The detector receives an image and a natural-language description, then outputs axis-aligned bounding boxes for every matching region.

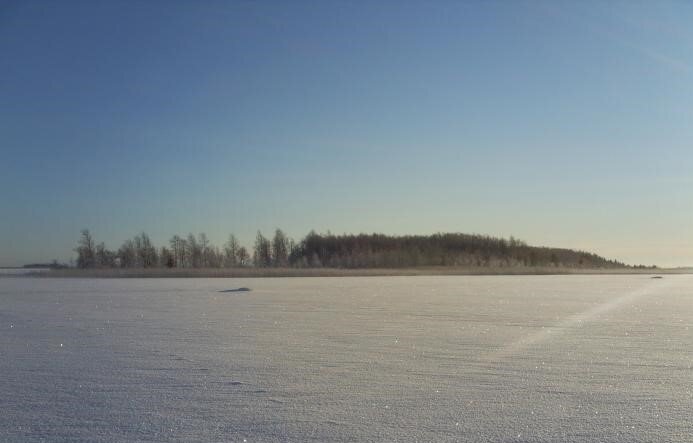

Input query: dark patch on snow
[219,287,251,293]
[651,276,663,279]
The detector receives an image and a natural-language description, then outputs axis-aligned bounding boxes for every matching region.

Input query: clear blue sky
[1,0,692,267]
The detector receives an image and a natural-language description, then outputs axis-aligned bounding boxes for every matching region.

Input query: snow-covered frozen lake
[1,275,692,442]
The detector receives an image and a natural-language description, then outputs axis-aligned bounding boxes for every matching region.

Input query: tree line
[73,229,633,269]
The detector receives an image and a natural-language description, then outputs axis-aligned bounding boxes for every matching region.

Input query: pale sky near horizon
[1,1,692,267]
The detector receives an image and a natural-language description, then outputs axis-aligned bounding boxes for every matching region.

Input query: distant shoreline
[8,266,691,278]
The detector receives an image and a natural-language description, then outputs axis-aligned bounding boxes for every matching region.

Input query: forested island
[67,229,644,272]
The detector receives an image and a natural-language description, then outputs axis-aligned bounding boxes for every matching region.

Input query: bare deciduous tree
[272,229,289,267]
[118,239,137,268]
[75,229,96,268]
[169,235,185,268]
[224,234,240,267]
[253,231,272,267]
[187,233,201,268]
[95,242,116,268]
[160,246,175,268]
[237,246,250,266]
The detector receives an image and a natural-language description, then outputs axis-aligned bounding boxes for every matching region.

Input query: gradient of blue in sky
[1,0,692,267]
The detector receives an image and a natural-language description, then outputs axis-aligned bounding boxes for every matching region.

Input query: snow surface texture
[1,275,692,442]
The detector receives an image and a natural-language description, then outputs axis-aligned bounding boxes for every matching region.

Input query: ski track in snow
[489,278,678,361]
